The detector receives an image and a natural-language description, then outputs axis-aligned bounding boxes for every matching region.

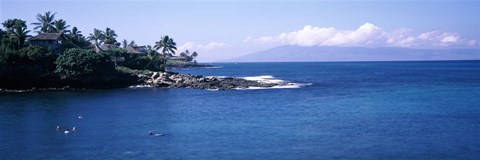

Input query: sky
[1,0,479,62]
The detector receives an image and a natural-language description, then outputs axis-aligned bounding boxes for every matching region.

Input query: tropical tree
[153,36,177,71]
[103,27,117,45]
[145,45,157,56]
[52,19,70,33]
[179,50,189,57]
[191,51,198,62]
[2,19,26,31]
[129,40,135,46]
[2,19,30,51]
[10,26,30,51]
[31,11,56,33]
[87,28,104,46]
[154,35,177,57]
[69,27,82,39]
[63,26,91,49]
[55,48,115,79]
[122,39,128,48]
[0,29,9,52]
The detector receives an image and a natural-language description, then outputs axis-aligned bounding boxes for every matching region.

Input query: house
[126,45,147,54]
[169,56,189,61]
[29,32,64,54]
[93,44,120,53]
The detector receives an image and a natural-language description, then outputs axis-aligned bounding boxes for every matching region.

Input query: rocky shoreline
[0,71,285,92]
[138,71,278,90]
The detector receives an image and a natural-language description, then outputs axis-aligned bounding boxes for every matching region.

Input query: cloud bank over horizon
[245,23,478,48]
[177,42,227,53]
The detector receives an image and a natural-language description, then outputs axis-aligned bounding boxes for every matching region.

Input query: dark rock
[142,72,278,90]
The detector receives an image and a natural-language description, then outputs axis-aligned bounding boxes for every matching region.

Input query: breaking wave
[129,84,154,88]
[239,75,312,90]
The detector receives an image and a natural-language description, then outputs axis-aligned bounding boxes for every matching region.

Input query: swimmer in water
[56,125,60,131]
[148,131,164,136]
[64,129,70,134]
[78,115,83,119]
[72,127,76,132]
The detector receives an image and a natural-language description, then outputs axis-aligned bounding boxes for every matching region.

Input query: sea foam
[129,84,154,88]
[240,75,312,90]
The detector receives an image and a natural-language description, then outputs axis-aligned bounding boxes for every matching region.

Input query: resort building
[29,32,64,54]
[126,45,148,54]
[169,56,189,61]
[93,44,119,53]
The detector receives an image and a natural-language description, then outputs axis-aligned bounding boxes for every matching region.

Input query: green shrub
[0,46,56,76]
[55,48,115,79]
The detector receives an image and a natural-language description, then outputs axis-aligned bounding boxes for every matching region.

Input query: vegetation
[64,27,91,49]
[53,19,70,33]
[31,11,56,33]
[1,19,30,51]
[0,46,58,89]
[103,27,118,45]
[0,11,203,90]
[88,28,104,46]
[154,35,177,57]
[179,50,198,63]
[55,48,115,79]
[153,35,177,70]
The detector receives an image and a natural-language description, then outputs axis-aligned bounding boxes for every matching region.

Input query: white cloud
[247,23,477,48]
[177,42,227,52]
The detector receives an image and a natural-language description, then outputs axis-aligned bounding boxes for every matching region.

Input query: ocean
[1,61,480,159]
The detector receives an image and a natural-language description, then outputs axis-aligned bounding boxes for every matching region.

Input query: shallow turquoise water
[1,61,480,159]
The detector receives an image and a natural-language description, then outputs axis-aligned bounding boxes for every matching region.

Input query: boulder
[141,72,278,90]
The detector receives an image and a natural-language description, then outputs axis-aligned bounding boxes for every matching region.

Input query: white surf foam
[129,84,154,88]
[239,75,312,90]
[242,75,286,84]
[204,66,223,69]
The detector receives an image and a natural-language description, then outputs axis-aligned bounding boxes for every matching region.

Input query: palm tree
[129,40,135,46]
[145,45,156,56]
[122,39,128,48]
[31,11,56,33]
[191,51,198,63]
[179,50,188,57]
[154,35,177,56]
[64,26,93,49]
[103,27,117,44]
[69,27,82,39]
[153,36,177,71]
[87,28,104,46]
[53,19,70,33]
[2,19,29,51]
[11,26,30,51]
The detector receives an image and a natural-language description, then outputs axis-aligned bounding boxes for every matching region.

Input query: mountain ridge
[225,45,480,62]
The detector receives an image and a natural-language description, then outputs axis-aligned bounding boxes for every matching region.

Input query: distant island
[228,45,480,62]
[0,11,275,91]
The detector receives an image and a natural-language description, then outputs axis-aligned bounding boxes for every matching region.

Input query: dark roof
[92,44,120,53]
[126,45,147,54]
[100,44,119,50]
[30,33,63,41]
[169,56,188,60]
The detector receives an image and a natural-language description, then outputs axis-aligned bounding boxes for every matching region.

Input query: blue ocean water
[1,61,480,159]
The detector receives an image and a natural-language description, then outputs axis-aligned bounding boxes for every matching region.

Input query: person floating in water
[64,129,70,135]
[148,131,164,137]
[72,127,76,132]
[78,115,83,119]
[56,125,60,132]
